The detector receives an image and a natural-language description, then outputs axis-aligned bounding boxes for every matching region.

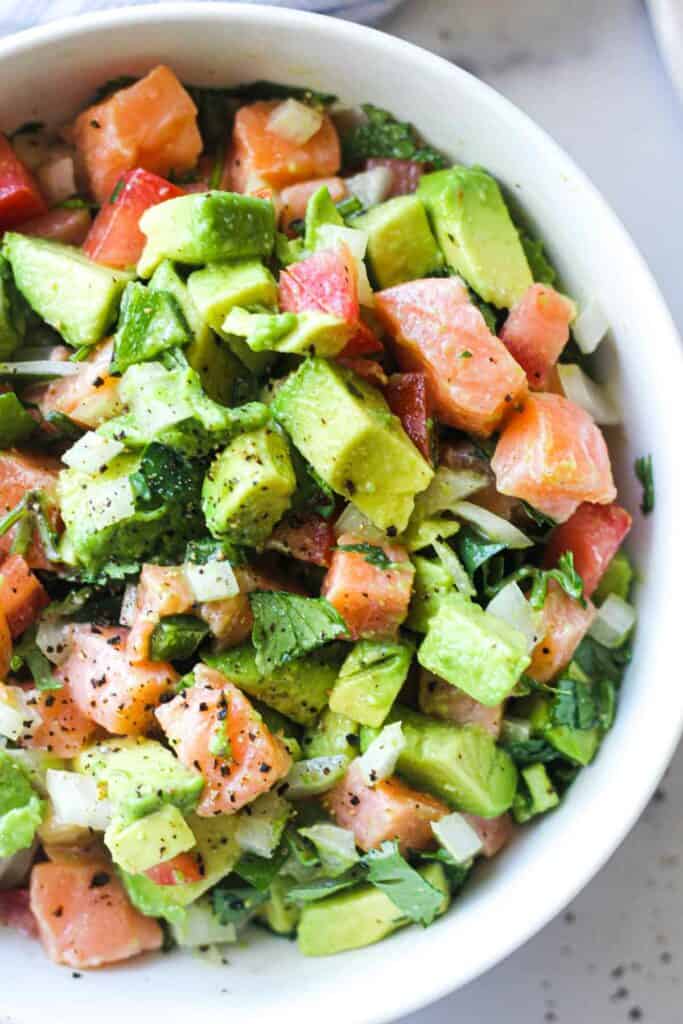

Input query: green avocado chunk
[404,556,454,633]
[202,425,296,546]
[305,185,344,251]
[0,392,35,447]
[329,639,413,728]
[187,260,278,328]
[0,749,44,858]
[112,281,192,373]
[593,550,634,604]
[272,358,433,533]
[512,762,559,823]
[257,876,301,935]
[105,803,196,874]
[223,307,353,358]
[3,233,131,347]
[137,191,276,278]
[354,195,442,289]
[528,695,600,766]
[150,614,209,662]
[418,166,532,308]
[302,708,360,761]
[204,644,336,726]
[0,253,27,358]
[418,595,530,706]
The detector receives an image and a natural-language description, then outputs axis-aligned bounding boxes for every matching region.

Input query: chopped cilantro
[363,841,444,926]
[634,454,654,515]
[11,626,61,692]
[249,592,347,674]
[342,104,447,169]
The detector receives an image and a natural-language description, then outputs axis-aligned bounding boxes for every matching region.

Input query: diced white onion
[432,538,475,598]
[45,769,112,831]
[0,360,80,378]
[184,560,239,603]
[267,99,324,145]
[414,466,489,520]
[345,167,393,208]
[0,686,41,741]
[36,620,72,665]
[11,131,53,172]
[283,755,348,799]
[84,477,135,529]
[119,584,138,628]
[236,791,291,858]
[453,501,533,549]
[431,812,483,864]
[298,824,359,876]
[62,431,124,474]
[589,593,636,649]
[334,502,386,542]
[37,154,76,205]
[315,223,374,307]
[487,581,542,652]
[572,298,609,354]
[501,717,532,744]
[556,364,620,426]
[357,722,405,786]
[171,897,238,947]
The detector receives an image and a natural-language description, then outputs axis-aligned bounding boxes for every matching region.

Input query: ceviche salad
[0,67,645,968]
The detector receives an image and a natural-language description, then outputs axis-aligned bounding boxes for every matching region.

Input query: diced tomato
[0,554,49,638]
[18,207,91,245]
[491,393,617,523]
[324,759,448,854]
[322,532,414,641]
[29,338,121,430]
[30,857,162,967]
[385,371,432,461]
[528,581,596,683]
[63,625,177,735]
[72,65,201,205]
[0,608,10,679]
[0,450,60,569]
[543,502,632,598]
[375,278,528,437]
[500,284,575,390]
[0,134,47,230]
[155,665,292,816]
[230,100,341,192]
[463,812,515,857]
[280,176,346,232]
[127,565,194,664]
[342,320,384,357]
[418,671,502,738]
[266,514,335,567]
[144,851,204,886]
[366,157,425,196]
[336,357,388,387]
[0,888,38,938]
[83,168,184,269]
[21,677,98,758]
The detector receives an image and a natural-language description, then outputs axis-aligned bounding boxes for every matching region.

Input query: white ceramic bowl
[1,5,682,1022]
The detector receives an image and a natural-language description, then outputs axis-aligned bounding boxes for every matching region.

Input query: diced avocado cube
[0,392,35,447]
[204,644,336,726]
[149,260,212,347]
[512,763,559,823]
[272,358,433,533]
[105,803,195,873]
[305,185,344,251]
[418,862,451,915]
[202,425,296,546]
[223,307,353,358]
[138,192,276,278]
[0,253,27,358]
[593,550,634,604]
[0,749,44,858]
[354,195,442,289]
[256,876,301,935]
[418,166,532,308]
[404,556,454,633]
[302,708,359,761]
[330,639,413,728]
[150,614,209,662]
[373,705,517,817]
[528,695,599,766]
[418,595,530,706]
[74,737,204,823]
[120,813,240,926]
[3,233,131,347]
[112,281,192,373]
[187,260,278,329]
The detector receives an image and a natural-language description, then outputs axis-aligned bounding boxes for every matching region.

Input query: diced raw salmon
[0,450,60,569]
[500,284,575,390]
[375,278,527,436]
[543,502,632,598]
[265,514,335,567]
[30,857,162,967]
[279,243,361,331]
[463,812,515,857]
[31,338,121,429]
[72,66,201,204]
[230,100,340,192]
[324,759,448,854]
[491,392,617,522]
[528,581,596,683]
[198,566,287,651]
[418,671,502,738]
[127,565,194,664]
[20,679,99,758]
[155,665,291,816]
[61,625,177,735]
[322,532,414,641]
[18,207,92,245]
[0,554,49,638]
[280,175,346,231]
[385,371,432,461]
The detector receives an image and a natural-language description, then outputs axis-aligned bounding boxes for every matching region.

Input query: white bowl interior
[1,6,682,1023]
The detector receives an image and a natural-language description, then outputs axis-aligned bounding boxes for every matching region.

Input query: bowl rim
[1,5,683,1022]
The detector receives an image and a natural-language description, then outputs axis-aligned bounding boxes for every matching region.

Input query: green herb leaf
[228,80,336,108]
[234,844,289,892]
[550,677,597,731]
[11,626,61,691]
[212,880,268,928]
[336,543,398,570]
[0,392,35,446]
[250,592,347,674]
[634,454,654,515]
[416,848,471,894]
[501,737,561,766]
[363,841,444,926]
[149,614,209,662]
[530,551,586,610]
[454,526,506,575]
[342,104,447,168]
[285,868,366,905]
[571,634,631,685]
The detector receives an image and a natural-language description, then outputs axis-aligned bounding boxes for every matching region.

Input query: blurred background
[3,0,682,1020]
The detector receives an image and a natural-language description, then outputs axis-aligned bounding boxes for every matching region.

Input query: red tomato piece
[83,168,184,268]
[155,665,292,816]
[491,392,617,523]
[0,134,47,230]
[127,564,194,664]
[342,320,384,357]
[322,532,414,641]
[384,371,432,462]
[375,277,527,437]
[0,888,38,938]
[336,357,388,387]
[0,554,49,638]
[0,450,60,569]
[366,157,425,196]
[280,175,346,232]
[543,502,632,598]
[18,207,91,245]
[265,514,336,567]
[29,338,121,430]
[230,101,341,192]
[144,851,204,886]
[30,858,162,968]
[463,812,515,858]
[324,759,448,854]
[528,581,596,683]
[500,284,575,390]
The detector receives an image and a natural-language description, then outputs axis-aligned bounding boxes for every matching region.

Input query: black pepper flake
[89,871,110,888]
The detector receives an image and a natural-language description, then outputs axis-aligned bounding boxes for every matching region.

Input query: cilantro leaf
[228,80,336,108]
[11,626,61,691]
[530,551,586,609]
[335,543,398,570]
[212,880,268,928]
[249,592,347,674]
[285,868,366,905]
[572,634,631,685]
[234,845,289,892]
[416,848,471,894]
[454,526,506,575]
[342,104,447,169]
[501,737,562,766]
[520,233,557,285]
[634,454,654,515]
[362,841,444,926]
[550,677,598,731]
